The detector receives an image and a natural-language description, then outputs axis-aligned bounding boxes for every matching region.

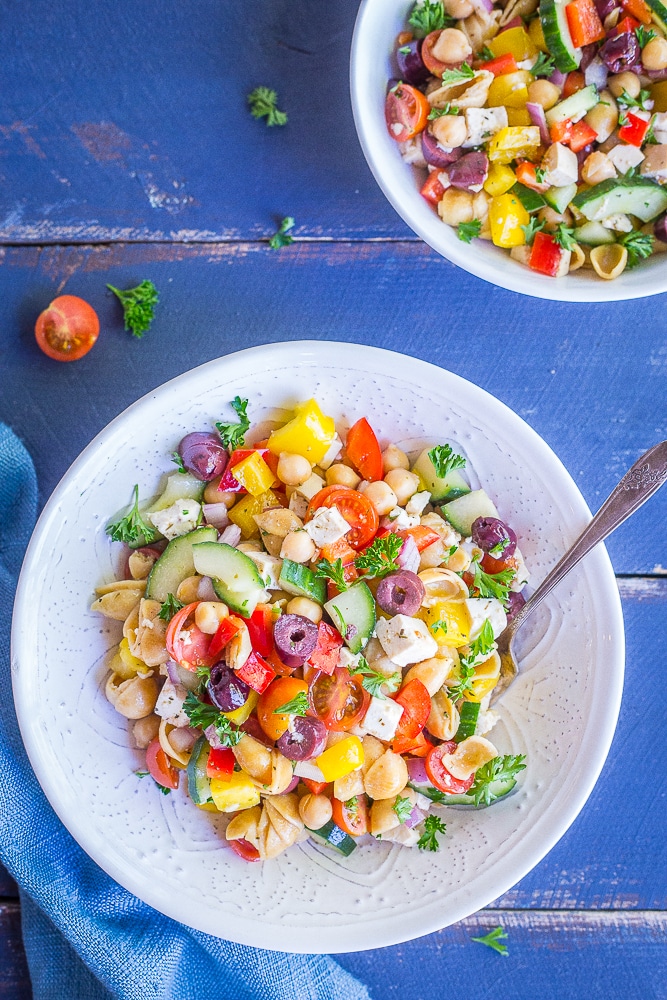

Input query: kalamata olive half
[471,516,517,559]
[599,31,639,73]
[178,432,228,481]
[273,614,319,668]
[276,716,328,761]
[506,591,526,623]
[421,128,464,168]
[208,662,250,712]
[376,570,425,617]
[396,39,430,86]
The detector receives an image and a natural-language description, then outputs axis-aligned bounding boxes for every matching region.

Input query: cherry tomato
[332,793,370,837]
[425,742,475,795]
[309,667,370,731]
[307,486,379,550]
[34,295,100,362]
[385,83,430,142]
[421,30,452,76]
[229,838,261,862]
[393,679,431,741]
[256,677,309,741]
[346,417,383,482]
[165,602,217,671]
[480,552,519,576]
[145,738,179,790]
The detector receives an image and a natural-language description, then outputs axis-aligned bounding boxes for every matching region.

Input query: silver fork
[493,440,667,701]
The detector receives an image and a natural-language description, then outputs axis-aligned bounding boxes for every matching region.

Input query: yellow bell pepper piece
[231,451,277,497]
[210,771,261,812]
[417,600,471,648]
[487,126,541,164]
[506,108,533,127]
[484,164,516,197]
[316,736,364,782]
[115,637,146,679]
[463,654,501,703]
[228,489,282,538]
[487,70,533,110]
[489,193,529,248]
[224,690,259,725]
[528,15,548,52]
[267,399,336,465]
[488,25,537,61]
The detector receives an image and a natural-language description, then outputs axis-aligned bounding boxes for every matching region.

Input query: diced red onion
[470,0,494,12]
[407,758,430,784]
[166,660,182,686]
[219,524,241,547]
[647,67,667,81]
[526,102,551,145]
[548,67,567,88]
[205,723,224,749]
[498,14,523,31]
[397,534,420,574]
[166,660,199,691]
[203,503,230,530]
[405,806,426,829]
[197,576,217,601]
[584,57,608,90]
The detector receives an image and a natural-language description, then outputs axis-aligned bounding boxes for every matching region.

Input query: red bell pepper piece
[568,119,598,152]
[550,118,573,144]
[479,52,520,76]
[235,651,277,693]
[301,777,329,796]
[620,0,652,23]
[398,525,441,552]
[565,0,604,46]
[528,231,564,277]
[562,70,586,98]
[217,448,274,493]
[208,616,243,659]
[515,161,550,192]
[420,170,447,206]
[618,112,650,146]
[242,603,275,657]
[307,621,343,676]
[206,746,235,780]
[615,13,640,32]
[346,417,384,482]
[392,730,432,756]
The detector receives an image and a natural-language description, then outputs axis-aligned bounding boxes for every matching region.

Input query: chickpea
[642,36,667,70]
[430,114,467,149]
[437,188,474,227]
[299,793,333,830]
[132,714,160,749]
[431,27,472,64]
[363,480,398,516]
[203,478,237,506]
[608,71,641,99]
[111,673,159,720]
[585,90,618,144]
[277,452,312,486]
[280,528,316,563]
[419,539,446,570]
[527,79,560,110]
[537,205,573,230]
[581,150,617,185]
[384,468,420,506]
[382,444,410,474]
[286,596,323,624]
[194,601,229,634]
[326,463,361,488]
[176,575,202,604]
[128,548,159,580]
[169,726,199,754]
[444,0,474,16]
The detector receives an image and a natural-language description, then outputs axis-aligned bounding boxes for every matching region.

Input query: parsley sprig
[354,533,403,579]
[447,658,476,702]
[393,795,413,824]
[158,593,185,622]
[441,62,475,85]
[428,102,460,118]
[472,925,509,956]
[247,86,287,126]
[171,451,187,474]
[460,619,495,669]
[408,0,454,36]
[430,619,448,636]
[349,656,401,698]
[531,52,555,78]
[107,280,159,339]
[521,217,546,246]
[620,230,654,269]
[215,396,250,450]
[428,444,466,478]
[616,87,651,111]
[182,692,243,747]
[106,485,158,545]
[417,815,447,851]
[269,216,295,249]
[467,754,527,807]
[552,224,577,252]
[315,557,348,591]
[635,25,656,49]
[273,691,310,716]
[470,558,515,604]
[457,219,482,244]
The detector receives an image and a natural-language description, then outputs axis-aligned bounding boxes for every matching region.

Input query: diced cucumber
[572,176,667,223]
[187,735,212,805]
[411,448,470,503]
[192,541,268,616]
[439,776,518,806]
[279,559,326,604]
[545,85,598,127]
[454,702,480,742]
[145,526,218,602]
[511,182,546,214]
[441,489,499,536]
[149,472,206,512]
[308,819,357,856]
[539,0,581,72]
[544,183,578,214]
[324,581,376,654]
[572,220,616,245]
[645,0,667,30]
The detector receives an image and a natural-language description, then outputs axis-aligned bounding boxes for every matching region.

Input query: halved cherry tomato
[425,742,475,795]
[392,679,431,741]
[165,602,217,671]
[480,552,519,576]
[346,417,383,482]
[206,747,235,780]
[301,777,329,796]
[307,486,379,550]
[34,295,100,362]
[257,677,309,741]
[332,794,370,837]
[421,30,452,76]
[229,838,261,862]
[309,667,370,731]
[385,83,430,142]
[146,737,179,790]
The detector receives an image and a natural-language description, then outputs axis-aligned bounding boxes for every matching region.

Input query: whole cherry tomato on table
[34,295,99,361]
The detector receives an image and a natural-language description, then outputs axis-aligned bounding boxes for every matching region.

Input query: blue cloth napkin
[0,424,370,1000]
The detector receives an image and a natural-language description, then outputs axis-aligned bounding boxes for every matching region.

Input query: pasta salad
[93,397,527,862]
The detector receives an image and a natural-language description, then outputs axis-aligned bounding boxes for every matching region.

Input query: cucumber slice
[192,541,268,616]
[149,472,205,512]
[545,85,599,127]
[572,220,616,245]
[539,0,582,72]
[411,448,470,503]
[572,176,667,223]
[439,776,518,806]
[645,0,667,30]
[454,702,480,742]
[187,735,211,805]
[324,582,376,654]
[279,559,326,603]
[511,182,546,213]
[441,489,499,536]
[308,819,357,856]
[145,526,218,602]
[543,183,578,214]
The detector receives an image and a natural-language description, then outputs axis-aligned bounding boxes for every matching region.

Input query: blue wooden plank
[0,905,31,999]
[0,868,17,899]
[0,0,406,242]
[0,243,664,575]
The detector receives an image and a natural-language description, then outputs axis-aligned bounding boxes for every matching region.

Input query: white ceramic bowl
[350,0,667,302]
[12,342,624,952]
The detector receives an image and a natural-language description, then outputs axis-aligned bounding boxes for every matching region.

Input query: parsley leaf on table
[472,925,509,956]
[107,280,159,339]
[157,593,185,622]
[354,533,403,579]
[417,815,447,851]
[247,86,287,126]
[269,216,295,249]
[428,444,466,477]
[467,754,527,806]
[182,692,243,747]
[315,557,348,591]
[106,485,157,545]
[215,396,250,450]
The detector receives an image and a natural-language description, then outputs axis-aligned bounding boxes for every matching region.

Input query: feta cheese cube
[607,144,644,175]
[465,597,507,641]
[288,491,309,519]
[640,143,667,182]
[399,134,427,167]
[380,825,420,847]
[154,678,189,727]
[405,491,431,516]
[463,106,508,148]
[375,614,438,667]
[304,505,350,547]
[244,550,283,590]
[651,112,667,144]
[542,142,579,187]
[319,434,343,470]
[293,472,324,501]
[511,546,530,591]
[387,506,419,529]
[601,212,633,232]
[147,499,201,540]
[338,647,362,670]
[361,695,405,741]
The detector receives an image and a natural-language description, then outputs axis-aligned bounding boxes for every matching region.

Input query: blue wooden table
[1,2,666,997]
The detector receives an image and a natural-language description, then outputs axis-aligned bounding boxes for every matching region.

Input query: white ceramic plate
[350,0,667,302]
[12,341,624,953]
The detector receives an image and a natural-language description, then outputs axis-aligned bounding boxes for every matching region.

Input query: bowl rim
[11,340,625,952]
[349,0,667,303]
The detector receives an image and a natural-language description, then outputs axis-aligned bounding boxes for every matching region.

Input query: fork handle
[508,440,667,636]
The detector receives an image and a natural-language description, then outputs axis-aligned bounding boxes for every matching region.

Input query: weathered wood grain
[0,905,30,999]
